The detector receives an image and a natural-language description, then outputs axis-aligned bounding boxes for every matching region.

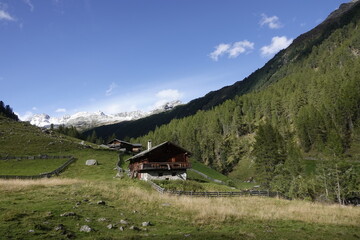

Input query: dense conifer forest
[131,4,360,203]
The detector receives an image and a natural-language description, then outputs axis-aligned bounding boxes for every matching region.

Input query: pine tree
[253,123,286,188]
[89,130,97,143]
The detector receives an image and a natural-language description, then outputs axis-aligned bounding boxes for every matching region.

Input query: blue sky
[0,0,346,119]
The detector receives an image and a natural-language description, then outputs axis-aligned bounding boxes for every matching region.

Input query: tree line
[0,101,19,121]
[131,18,360,203]
[54,124,117,145]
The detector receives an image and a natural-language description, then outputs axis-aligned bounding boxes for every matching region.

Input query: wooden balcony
[132,162,191,171]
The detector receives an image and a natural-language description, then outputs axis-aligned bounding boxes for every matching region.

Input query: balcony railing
[132,162,191,171]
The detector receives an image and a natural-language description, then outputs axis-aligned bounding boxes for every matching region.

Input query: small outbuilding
[107,139,142,153]
[127,141,191,181]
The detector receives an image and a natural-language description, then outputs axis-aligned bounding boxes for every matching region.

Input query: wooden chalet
[107,139,142,153]
[127,141,191,181]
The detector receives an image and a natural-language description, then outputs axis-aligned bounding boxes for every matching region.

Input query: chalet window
[158,172,163,177]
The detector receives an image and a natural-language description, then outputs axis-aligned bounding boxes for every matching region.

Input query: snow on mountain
[25,100,182,130]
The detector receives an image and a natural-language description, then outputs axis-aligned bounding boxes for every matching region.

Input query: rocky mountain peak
[324,0,359,22]
[24,101,183,130]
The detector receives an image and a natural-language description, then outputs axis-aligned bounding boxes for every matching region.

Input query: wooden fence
[148,180,285,199]
[0,156,76,179]
[0,155,73,160]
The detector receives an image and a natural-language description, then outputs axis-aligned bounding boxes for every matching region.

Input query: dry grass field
[1,169,360,239]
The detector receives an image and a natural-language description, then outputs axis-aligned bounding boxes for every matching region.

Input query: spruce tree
[253,123,286,188]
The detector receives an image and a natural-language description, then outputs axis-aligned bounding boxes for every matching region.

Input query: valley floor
[1,153,359,240]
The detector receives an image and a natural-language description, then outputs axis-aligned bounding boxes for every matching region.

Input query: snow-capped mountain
[24,100,182,130]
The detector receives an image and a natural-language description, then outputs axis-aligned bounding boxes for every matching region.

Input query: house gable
[127,141,191,180]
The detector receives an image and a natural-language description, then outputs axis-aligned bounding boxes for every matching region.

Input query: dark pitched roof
[107,139,142,147]
[126,141,191,162]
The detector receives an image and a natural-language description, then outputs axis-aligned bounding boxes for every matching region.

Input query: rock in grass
[97,200,106,205]
[107,224,114,229]
[85,159,97,166]
[129,225,140,231]
[97,217,107,222]
[119,226,124,231]
[60,212,76,217]
[142,221,151,227]
[54,224,65,231]
[119,219,128,225]
[45,211,53,217]
[79,225,92,232]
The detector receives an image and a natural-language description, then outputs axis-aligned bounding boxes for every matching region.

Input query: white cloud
[0,9,15,21]
[156,89,183,100]
[32,107,38,111]
[260,36,293,57]
[23,0,34,12]
[55,108,67,113]
[209,40,254,61]
[68,72,238,116]
[209,43,231,61]
[80,87,185,115]
[228,41,255,58]
[154,89,183,108]
[260,14,282,29]
[105,82,118,96]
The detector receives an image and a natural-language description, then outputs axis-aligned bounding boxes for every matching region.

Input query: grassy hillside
[0,116,82,156]
[0,158,70,176]
[1,176,360,239]
[0,116,360,239]
[0,115,120,180]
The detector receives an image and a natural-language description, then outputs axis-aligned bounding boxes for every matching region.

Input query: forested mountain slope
[133,1,360,202]
[87,1,360,141]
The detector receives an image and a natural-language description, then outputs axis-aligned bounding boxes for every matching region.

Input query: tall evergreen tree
[253,123,286,188]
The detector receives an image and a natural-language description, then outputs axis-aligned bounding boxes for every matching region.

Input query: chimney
[147,140,152,150]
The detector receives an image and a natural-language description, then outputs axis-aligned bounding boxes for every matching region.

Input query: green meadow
[0,117,360,239]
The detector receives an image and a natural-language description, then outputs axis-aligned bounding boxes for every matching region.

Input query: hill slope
[133,1,360,202]
[0,97,359,239]
[0,115,359,239]
[86,0,360,140]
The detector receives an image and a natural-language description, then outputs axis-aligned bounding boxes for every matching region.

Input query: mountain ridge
[24,100,182,130]
[86,0,360,140]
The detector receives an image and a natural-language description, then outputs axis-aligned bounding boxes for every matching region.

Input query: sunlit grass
[0,178,82,191]
[0,158,70,175]
[0,177,359,239]
[84,179,360,226]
